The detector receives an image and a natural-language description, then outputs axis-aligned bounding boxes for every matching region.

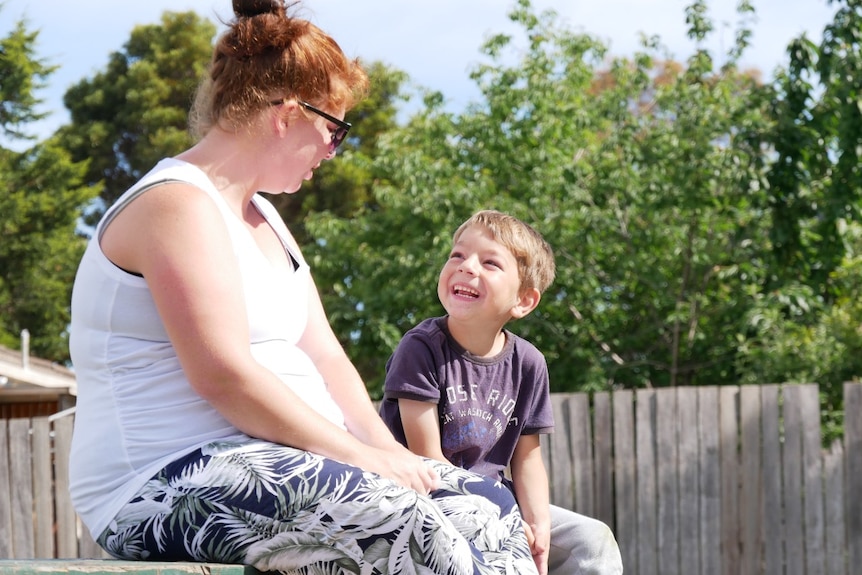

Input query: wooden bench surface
[0,560,264,574]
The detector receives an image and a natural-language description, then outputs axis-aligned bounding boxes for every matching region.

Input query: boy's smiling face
[437,225,527,323]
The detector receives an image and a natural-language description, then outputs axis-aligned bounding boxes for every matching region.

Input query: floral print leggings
[98,439,538,575]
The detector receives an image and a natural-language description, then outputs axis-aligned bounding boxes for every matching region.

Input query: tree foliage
[307,0,862,403]
[0,18,54,139]
[55,11,216,226]
[0,10,96,360]
[737,0,862,439]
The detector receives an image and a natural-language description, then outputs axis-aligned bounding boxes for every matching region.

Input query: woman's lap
[98,439,536,575]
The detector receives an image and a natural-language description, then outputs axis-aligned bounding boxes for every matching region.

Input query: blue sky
[1,0,839,142]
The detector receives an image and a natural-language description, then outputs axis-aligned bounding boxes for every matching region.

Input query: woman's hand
[362,444,440,494]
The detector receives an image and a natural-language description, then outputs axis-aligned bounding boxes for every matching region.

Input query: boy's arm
[398,398,449,463]
[511,434,551,575]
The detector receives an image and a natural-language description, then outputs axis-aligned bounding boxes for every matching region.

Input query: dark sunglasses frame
[270,99,352,151]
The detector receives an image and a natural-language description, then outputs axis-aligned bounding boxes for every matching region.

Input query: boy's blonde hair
[453,210,556,294]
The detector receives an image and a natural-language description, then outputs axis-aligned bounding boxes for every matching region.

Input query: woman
[67,1,537,573]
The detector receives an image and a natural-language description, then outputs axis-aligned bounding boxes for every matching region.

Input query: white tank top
[68,158,345,538]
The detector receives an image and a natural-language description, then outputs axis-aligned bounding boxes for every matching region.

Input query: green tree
[734,0,862,440]
[762,0,862,299]
[56,11,215,225]
[306,0,780,394]
[0,19,52,139]
[0,12,97,360]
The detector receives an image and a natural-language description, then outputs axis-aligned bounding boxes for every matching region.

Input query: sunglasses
[270,99,352,152]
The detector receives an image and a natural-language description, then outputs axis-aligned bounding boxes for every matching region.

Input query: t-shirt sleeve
[383,331,442,403]
[521,346,554,435]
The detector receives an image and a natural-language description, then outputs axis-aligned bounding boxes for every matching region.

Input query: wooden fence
[0,408,104,561]
[542,382,862,575]
[2,383,861,574]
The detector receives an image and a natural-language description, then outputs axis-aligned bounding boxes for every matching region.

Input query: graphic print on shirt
[441,382,520,468]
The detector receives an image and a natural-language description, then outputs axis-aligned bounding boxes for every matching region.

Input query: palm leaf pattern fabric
[98,439,538,574]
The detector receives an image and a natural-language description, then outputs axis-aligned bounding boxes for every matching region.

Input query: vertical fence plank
[799,384,825,575]
[739,385,762,575]
[613,389,637,575]
[569,394,594,517]
[9,418,35,558]
[783,385,805,575]
[677,387,700,575]
[78,523,106,559]
[719,386,739,575]
[655,388,679,575]
[699,387,721,575]
[0,421,12,558]
[550,395,575,511]
[823,441,846,575]
[31,417,55,558]
[52,414,77,558]
[593,392,615,531]
[761,384,784,575]
[636,389,657,575]
[846,382,862,575]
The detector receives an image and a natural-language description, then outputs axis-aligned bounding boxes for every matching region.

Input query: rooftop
[0,335,76,399]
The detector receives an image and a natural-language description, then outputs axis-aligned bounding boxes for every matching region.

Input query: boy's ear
[510,287,541,319]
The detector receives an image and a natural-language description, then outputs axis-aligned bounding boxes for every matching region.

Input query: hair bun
[233,0,282,19]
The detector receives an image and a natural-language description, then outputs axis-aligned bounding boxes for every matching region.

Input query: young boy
[379,210,623,575]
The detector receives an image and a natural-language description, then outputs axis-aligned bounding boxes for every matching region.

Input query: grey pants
[548,505,623,574]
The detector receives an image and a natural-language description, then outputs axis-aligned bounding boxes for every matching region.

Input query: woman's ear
[271,101,298,136]
[510,287,541,319]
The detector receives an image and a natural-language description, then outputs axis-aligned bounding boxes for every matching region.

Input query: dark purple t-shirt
[379,316,554,482]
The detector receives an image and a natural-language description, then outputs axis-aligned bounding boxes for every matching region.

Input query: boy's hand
[523,519,535,547]
[525,520,550,575]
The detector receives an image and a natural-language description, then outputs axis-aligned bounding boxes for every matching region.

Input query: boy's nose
[458,255,479,275]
